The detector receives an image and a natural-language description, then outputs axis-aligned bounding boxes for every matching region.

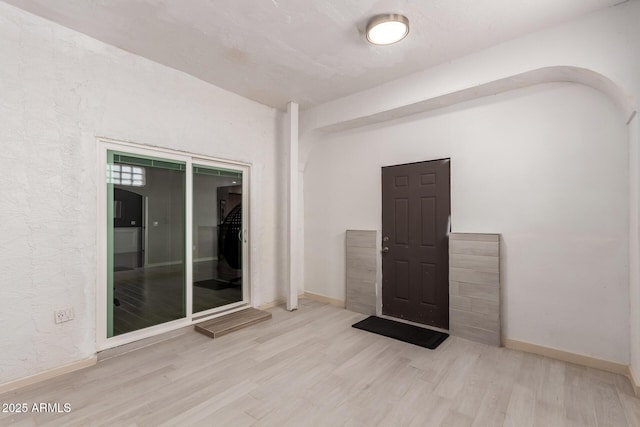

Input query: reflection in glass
[107,152,186,337]
[192,165,243,313]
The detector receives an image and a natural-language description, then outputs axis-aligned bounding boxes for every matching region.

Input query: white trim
[98,327,191,361]
[98,318,190,351]
[287,102,299,311]
[301,67,635,134]
[192,302,249,321]
[186,156,194,321]
[257,298,287,310]
[628,111,640,398]
[102,140,191,163]
[143,196,149,266]
[302,291,345,308]
[191,157,251,307]
[98,136,252,168]
[503,338,628,376]
[96,144,107,348]
[628,365,640,397]
[96,137,253,351]
[98,303,251,352]
[243,165,251,304]
[259,293,308,310]
[192,301,247,319]
[0,357,97,395]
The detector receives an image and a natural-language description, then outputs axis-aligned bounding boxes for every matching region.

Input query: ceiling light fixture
[366,14,409,45]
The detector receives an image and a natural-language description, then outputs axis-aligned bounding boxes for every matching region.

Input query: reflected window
[108,164,146,187]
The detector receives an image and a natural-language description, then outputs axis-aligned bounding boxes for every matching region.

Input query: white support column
[287,102,299,311]
[629,110,640,392]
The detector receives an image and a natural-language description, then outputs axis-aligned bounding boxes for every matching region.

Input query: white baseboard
[257,292,346,310]
[628,365,640,397]
[302,291,345,308]
[256,298,287,310]
[98,327,192,361]
[503,338,628,376]
[256,292,306,310]
[0,356,97,395]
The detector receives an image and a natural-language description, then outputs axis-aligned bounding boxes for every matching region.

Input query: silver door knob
[382,247,389,253]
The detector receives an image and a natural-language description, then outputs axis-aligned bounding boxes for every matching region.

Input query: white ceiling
[3,0,627,109]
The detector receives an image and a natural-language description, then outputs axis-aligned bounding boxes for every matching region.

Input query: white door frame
[96,137,252,351]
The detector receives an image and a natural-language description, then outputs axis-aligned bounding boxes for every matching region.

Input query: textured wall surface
[304,82,629,364]
[302,1,640,133]
[301,0,640,376]
[449,233,501,347]
[0,3,285,385]
[303,1,640,369]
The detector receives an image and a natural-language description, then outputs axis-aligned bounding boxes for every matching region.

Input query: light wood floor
[2,299,640,426]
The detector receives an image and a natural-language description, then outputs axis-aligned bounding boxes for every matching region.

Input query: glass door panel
[107,151,186,337]
[192,165,243,313]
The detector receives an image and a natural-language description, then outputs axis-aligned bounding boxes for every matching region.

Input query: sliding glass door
[192,165,244,314]
[102,142,249,346]
[107,152,187,337]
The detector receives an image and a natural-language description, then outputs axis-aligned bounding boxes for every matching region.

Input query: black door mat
[352,316,449,349]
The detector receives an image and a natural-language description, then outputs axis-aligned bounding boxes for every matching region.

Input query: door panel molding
[381,158,451,328]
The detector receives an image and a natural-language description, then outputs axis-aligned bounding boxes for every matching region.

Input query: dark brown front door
[381,159,450,328]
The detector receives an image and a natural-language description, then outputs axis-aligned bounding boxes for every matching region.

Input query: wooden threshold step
[194,307,272,339]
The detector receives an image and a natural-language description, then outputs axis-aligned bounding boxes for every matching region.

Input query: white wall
[631,113,640,379]
[304,83,629,363]
[301,0,640,372]
[301,1,640,133]
[0,3,286,385]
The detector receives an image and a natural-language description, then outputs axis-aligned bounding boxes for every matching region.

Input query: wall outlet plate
[54,307,74,324]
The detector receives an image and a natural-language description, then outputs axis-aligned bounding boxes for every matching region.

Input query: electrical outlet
[54,307,74,324]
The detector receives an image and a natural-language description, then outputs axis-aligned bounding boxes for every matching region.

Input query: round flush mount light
[366,14,409,45]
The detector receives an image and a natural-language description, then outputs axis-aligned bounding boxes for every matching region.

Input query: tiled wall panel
[346,230,377,315]
[449,233,501,346]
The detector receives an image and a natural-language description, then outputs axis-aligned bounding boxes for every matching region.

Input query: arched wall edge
[296,65,640,391]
